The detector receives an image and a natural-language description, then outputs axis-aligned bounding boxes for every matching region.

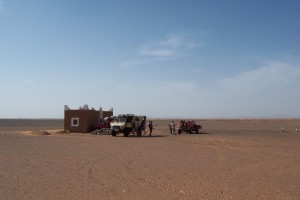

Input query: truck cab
[110,114,146,137]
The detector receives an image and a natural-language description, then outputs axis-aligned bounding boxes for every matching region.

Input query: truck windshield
[112,118,126,123]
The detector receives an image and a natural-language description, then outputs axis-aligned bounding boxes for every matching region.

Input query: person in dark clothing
[147,121,153,136]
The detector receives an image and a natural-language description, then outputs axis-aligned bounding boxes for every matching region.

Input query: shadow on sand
[108,132,210,138]
[175,131,210,135]
[127,135,167,138]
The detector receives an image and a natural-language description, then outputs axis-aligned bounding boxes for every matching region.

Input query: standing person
[148,121,153,136]
[135,117,141,136]
[169,121,176,135]
[140,117,146,131]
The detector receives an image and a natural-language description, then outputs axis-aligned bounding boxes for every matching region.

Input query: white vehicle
[110,114,146,137]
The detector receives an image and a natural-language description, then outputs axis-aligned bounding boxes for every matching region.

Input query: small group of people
[134,117,153,136]
[134,117,145,137]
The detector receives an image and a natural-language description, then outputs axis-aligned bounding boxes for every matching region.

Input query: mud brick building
[64,105,113,133]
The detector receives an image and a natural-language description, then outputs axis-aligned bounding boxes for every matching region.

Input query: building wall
[103,111,113,119]
[64,109,113,133]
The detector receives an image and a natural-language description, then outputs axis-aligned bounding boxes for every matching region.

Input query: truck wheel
[123,129,130,137]
[178,130,182,134]
[111,131,116,137]
[189,129,193,134]
[196,128,199,134]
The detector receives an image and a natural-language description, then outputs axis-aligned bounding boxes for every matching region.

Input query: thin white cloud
[161,35,198,49]
[140,49,174,57]
[139,33,200,58]
[120,31,207,68]
[120,32,203,68]
[212,62,300,117]
[161,36,183,47]
[112,61,300,118]
[218,62,300,93]
[120,57,168,68]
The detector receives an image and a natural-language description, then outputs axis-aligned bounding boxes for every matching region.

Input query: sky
[1,0,300,118]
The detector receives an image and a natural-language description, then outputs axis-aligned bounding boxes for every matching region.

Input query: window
[71,118,79,126]
[112,118,126,123]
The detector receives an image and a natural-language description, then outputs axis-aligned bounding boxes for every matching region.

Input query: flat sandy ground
[0,119,300,200]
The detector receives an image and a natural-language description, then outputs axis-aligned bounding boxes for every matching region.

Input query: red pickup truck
[177,120,202,134]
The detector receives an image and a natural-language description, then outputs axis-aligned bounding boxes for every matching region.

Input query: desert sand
[0,119,300,200]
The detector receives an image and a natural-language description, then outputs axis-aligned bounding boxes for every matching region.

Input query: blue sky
[1,0,300,118]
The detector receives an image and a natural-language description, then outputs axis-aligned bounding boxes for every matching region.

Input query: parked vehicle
[91,123,110,135]
[177,120,202,134]
[110,114,146,137]
[91,116,114,135]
